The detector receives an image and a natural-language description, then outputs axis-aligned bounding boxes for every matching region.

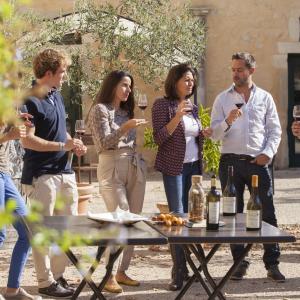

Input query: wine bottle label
[223,197,236,213]
[208,202,220,224]
[246,210,261,228]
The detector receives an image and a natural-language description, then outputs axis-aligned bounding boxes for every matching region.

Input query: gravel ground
[1,169,300,299]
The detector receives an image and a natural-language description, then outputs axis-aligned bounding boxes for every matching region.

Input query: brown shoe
[103,281,123,293]
[116,274,140,287]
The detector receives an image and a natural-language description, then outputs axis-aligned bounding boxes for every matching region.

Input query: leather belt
[221,153,255,161]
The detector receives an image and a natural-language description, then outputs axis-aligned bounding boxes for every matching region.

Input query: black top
[21,89,72,185]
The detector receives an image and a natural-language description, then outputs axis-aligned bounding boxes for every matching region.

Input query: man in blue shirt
[211,52,284,282]
[21,49,86,298]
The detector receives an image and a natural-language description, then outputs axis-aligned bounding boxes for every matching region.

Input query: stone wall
[23,0,300,169]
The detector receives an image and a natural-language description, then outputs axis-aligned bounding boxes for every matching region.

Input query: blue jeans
[162,161,201,280]
[162,160,201,214]
[0,172,31,288]
[219,156,280,269]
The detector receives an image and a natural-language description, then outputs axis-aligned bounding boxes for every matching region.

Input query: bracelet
[59,142,65,151]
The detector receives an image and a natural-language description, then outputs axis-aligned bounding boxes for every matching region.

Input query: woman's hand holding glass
[176,100,193,118]
[121,119,148,133]
[201,127,213,138]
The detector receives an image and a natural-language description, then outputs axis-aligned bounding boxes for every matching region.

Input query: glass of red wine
[293,105,300,121]
[137,94,148,118]
[235,103,244,109]
[75,120,85,139]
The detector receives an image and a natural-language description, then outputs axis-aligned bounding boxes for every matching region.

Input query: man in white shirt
[211,52,285,282]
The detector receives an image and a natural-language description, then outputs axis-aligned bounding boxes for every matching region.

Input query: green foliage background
[20,0,206,98]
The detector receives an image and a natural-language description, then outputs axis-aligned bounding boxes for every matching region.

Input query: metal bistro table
[147,213,296,300]
[24,216,168,300]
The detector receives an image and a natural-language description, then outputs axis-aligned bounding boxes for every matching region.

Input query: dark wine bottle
[246,175,262,231]
[206,175,221,230]
[222,166,237,216]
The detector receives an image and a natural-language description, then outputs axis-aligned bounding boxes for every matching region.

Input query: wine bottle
[188,175,205,223]
[223,166,236,216]
[223,165,237,216]
[206,175,221,230]
[246,175,262,231]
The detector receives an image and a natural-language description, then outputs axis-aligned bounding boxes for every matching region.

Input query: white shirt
[182,114,200,163]
[210,84,282,159]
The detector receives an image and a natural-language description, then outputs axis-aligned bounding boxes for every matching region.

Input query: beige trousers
[23,173,78,288]
[98,148,146,273]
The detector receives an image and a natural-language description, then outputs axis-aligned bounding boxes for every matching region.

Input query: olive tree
[20,0,206,96]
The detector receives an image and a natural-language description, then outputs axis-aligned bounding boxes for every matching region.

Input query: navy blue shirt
[21,88,72,185]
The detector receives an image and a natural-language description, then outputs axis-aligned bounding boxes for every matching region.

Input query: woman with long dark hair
[152,63,212,290]
[89,70,146,293]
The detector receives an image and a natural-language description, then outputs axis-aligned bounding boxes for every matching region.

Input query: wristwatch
[225,119,231,132]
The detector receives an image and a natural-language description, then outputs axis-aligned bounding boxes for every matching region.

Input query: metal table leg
[65,248,106,300]
[71,246,106,299]
[208,244,253,300]
[176,243,252,300]
[90,246,124,300]
[190,244,225,300]
[176,244,221,300]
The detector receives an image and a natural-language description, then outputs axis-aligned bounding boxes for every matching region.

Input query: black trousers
[219,154,280,269]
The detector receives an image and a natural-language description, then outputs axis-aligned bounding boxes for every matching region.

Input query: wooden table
[147,213,296,300]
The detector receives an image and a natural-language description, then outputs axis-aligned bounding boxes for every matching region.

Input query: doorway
[288,54,300,167]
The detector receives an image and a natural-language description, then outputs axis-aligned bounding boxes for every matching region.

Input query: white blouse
[182,114,201,163]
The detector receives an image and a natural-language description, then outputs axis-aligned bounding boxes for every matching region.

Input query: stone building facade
[24,0,300,169]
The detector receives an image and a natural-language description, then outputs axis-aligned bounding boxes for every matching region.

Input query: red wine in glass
[137,94,148,118]
[138,105,147,110]
[293,105,300,122]
[235,103,244,109]
[75,129,86,137]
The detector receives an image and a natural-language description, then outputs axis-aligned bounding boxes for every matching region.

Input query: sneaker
[231,260,250,280]
[38,282,73,298]
[267,265,285,282]
[56,277,76,292]
[4,288,42,300]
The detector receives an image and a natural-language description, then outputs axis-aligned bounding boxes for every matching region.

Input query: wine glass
[185,98,193,113]
[137,94,148,118]
[75,120,85,139]
[234,93,245,109]
[293,105,300,121]
[17,104,34,126]
[235,103,244,109]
